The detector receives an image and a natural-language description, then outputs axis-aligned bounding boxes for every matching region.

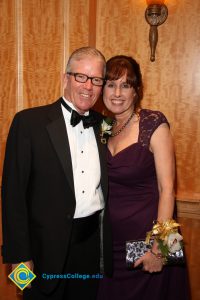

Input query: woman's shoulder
[139,108,169,125]
[139,108,169,129]
[138,109,170,147]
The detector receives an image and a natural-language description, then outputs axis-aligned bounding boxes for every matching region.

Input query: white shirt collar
[62,96,89,116]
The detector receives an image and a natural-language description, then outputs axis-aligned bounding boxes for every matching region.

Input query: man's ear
[63,73,68,89]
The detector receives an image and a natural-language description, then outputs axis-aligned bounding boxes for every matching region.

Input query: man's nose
[84,78,93,89]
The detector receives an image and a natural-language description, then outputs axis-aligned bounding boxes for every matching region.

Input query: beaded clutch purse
[126,239,185,270]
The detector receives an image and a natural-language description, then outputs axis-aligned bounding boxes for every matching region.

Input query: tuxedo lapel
[46,100,75,194]
[93,120,108,202]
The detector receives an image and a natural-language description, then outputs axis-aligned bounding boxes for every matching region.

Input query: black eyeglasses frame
[67,72,105,86]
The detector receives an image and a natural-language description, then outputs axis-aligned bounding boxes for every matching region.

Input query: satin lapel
[93,121,108,202]
[46,100,75,194]
[93,120,108,274]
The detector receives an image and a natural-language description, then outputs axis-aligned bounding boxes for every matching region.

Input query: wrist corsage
[145,219,184,264]
[100,118,113,144]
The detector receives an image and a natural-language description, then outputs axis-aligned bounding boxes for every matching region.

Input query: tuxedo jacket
[1,98,113,292]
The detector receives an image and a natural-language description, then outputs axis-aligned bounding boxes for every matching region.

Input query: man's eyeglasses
[67,72,104,86]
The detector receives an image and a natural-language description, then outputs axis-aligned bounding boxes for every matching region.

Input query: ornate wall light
[145,0,168,62]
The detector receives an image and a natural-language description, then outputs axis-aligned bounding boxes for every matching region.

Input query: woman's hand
[134,251,164,273]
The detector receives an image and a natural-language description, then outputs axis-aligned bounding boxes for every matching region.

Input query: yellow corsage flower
[145,219,183,261]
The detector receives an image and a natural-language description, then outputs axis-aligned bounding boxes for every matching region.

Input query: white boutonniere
[100,118,113,144]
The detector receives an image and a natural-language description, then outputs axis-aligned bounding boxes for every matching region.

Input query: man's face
[63,57,104,114]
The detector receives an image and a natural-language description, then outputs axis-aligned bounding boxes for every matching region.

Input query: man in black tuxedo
[1,46,111,299]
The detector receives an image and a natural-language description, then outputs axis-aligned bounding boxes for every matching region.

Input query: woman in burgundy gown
[98,55,190,300]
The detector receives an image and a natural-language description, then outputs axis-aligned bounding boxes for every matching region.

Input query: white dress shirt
[61,97,104,218]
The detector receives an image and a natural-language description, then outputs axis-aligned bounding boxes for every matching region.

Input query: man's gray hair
[66,46,106,76]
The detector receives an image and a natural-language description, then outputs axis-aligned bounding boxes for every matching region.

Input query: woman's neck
[114,109,135,126]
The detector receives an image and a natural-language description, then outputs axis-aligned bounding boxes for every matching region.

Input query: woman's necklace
[111,111,135,137]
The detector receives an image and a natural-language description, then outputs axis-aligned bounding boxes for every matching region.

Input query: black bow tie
[60,99,96,129]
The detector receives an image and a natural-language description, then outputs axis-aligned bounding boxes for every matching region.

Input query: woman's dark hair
[105,55,143,110]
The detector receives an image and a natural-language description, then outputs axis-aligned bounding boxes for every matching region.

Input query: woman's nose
[114,86,121,97]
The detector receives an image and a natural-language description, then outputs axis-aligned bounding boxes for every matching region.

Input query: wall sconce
[145,0,168,62]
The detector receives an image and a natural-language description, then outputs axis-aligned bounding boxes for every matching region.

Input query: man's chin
[76,103,96,113]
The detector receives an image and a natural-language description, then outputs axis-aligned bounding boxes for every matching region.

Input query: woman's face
[103,74,136,116]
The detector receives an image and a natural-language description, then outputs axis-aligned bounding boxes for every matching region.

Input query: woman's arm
[150,122,175,222]
[134,123,175,272]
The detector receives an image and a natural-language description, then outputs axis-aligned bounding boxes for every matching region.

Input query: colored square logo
[8,262,36,290]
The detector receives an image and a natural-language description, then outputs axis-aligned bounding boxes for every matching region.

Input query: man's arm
[2,112,32,263]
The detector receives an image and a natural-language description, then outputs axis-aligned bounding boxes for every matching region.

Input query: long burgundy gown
[98,109,190,300]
